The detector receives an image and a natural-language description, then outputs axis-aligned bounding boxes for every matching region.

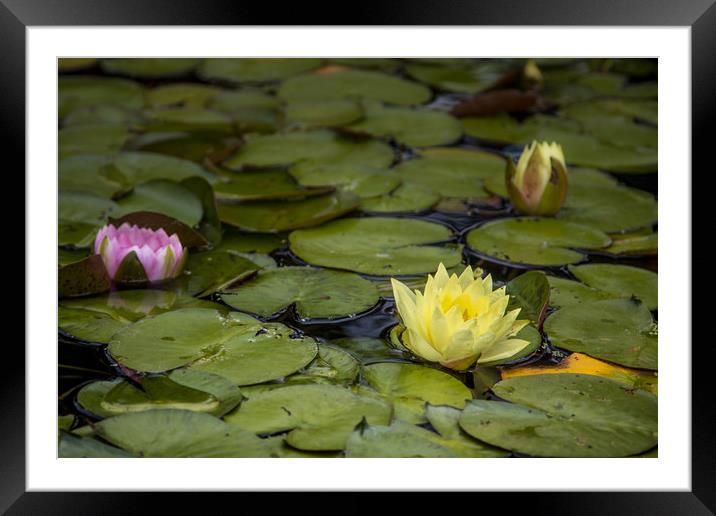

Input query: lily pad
[218,191,360,233]
[406,61,512,94]
[466,218,611,267]
[347,105,462,147]
[290,344,361,385]
[547,276,617,309]
[141,107,234,133]
[224,383,391,451]
[220,266,380,320]
[543,298,657,370]
[359,183,440,213]
[59,432,135,458]
[95,409,275,457]
[101,58,202,78]
[289,217,462,276]
[362,362,472,423]
[108,308,318,384]
[569,264,657,310]
[145,83,223,108]
[603,230,658,256]
[424,405,509,457]
[505,271,550,325]
[278,70,431,106]
[58,254,111,298]
[199,58,322,84]
[214,169,333,202]
[288,162,401,199]
[223,130,395,169]
[173,249,260,297]
[59,191,121,226]
[459,374,657,457]
[59,124,129,159]
[208,89,281,112]
[330,337,408,364]
[59,306,128,343]
[116,179,204,227]
[59,76,144,118]
[285,100,363,127]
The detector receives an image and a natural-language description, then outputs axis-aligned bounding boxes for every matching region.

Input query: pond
[57,57,658,458]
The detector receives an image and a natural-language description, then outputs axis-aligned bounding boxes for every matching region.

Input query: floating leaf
[59,432,135,458]
[502,352,658,395]
[547,276,617,309]
[425,405,509,457]
[347,104,462,147]
[569,264,657,310]
[406,61,512,94]
[145,83,223,108]
[116,179,204,227]
[543,298,657,370]
[278,70,431,106]
[58,254,111,298]
[290,217,462,276]
[95,409,276,457]
[506,270,550,325]
[466,218,611,267]
[360,183,439,213]
[223,130,394,169]
[199,58,322,83]
[214,170,333,202]
[288,162,401,199]
[59,191,121,226]
[218,191,360,233]
[291,344,361,385]
[362,362,471,423]
[330,337,408,364]
[59,124,129,159]
[141,107,234,133]
[101,58,201,78]
[459,374,657,457]
[174,249,259,297]
[285,100,363,127]
[221,266,380,320]
[345,421,466,458]
[603,229,658,257]
[224,384,391,451]
[59,76,144,118]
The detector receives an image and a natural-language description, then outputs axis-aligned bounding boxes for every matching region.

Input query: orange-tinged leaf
[501,352,657,394]
[313,65,352,75]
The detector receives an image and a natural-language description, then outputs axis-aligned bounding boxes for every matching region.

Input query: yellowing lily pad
[289,217,463,276]
[466,218,611,267]
[221,266,380,320]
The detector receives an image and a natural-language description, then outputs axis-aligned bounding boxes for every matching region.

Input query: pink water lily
[94,223,186,283]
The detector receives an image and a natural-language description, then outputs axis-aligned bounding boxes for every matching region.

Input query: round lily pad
[218,191,360,233]
[59,306,129,343]
[362,362,472,423]
[223,130,395,169]
[59,124,129,159]
[330,337,408,364]
[224,383,392,451]
[116,179,203,227]
[59,191,122,225]
[288,162,401,199]
[95,409,275,457]
[214,170,332,202]
[347,105,462,147]
[547,276,617,310]
[569,264,657,310]
[344,421,464,458]
[359,183,440,213]
[289,217,462,276]
[465,218,611,267]
[63,104,139,128]
[221,266,380,320]
[543,298,657,370]
[289,344,361,385]
[174,249,260,297]
[459,374,657,457]
[199,58,322,83]
[285,100,363,127]
[101,58,202,78]
[141,107,234,133]
[145,83,223,108]
[405,61,512,93]
[208,89,281,112]
[278,70,431,106]
[59,432,135,458]
[603,230,658,257]
[59,76,144,118]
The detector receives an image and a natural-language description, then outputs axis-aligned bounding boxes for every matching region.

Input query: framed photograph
[8,0,708,512]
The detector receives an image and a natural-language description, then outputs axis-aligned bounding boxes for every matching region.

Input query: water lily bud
[522,59,543,90]
[506,140,568,216]
[94,223,186,283]
[390,263,530,371]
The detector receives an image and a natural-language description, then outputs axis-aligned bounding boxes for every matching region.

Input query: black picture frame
[6,1,707,513]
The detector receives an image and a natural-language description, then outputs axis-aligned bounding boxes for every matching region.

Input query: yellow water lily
[391,263,530,370]
[506,140,568,216]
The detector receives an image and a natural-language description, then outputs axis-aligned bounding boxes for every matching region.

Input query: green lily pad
[58,58,98,72]
[289,217,462,276]
[405,61,511,94]
[101,58,202,78]
[569,264,657,310]
[347,105,462,147]
[59,191,121,226]
[603,229,658,256]
[278,70,431,106]
[506,271,550,325]
[199,58,322,83]
[220,266,380,320]
[543,298,657,370]
[359,183,440,213]
[224,383,391,451]
[141,107,234,133]
[218,191,359,233]
[63,104,139,128]
[59,306,127,343]
[330,337,408,364]
[214,170,333,202]
[223,130,394,169]
[59,76,144,118]
[59,432,135,458]
[58,247,88,266]
[95,409,275,457]
[547,276,617,310]
[288,162,401,199]
[145,83,223,108]
[59,124,129,159]
[363,362,472,423]
[466,218,611,267]
[214,231,286,254]
[116,179,204,227]
[459,374,657,457]
[108,308,318,384]
[174,249,260,297]
[290,344,361,385]
[132,133,241,163]
[208,89,281,112]
[424,405,509,457]
[285,100,363,127]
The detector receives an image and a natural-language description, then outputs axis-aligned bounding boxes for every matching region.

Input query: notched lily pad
[569,263,657,310]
